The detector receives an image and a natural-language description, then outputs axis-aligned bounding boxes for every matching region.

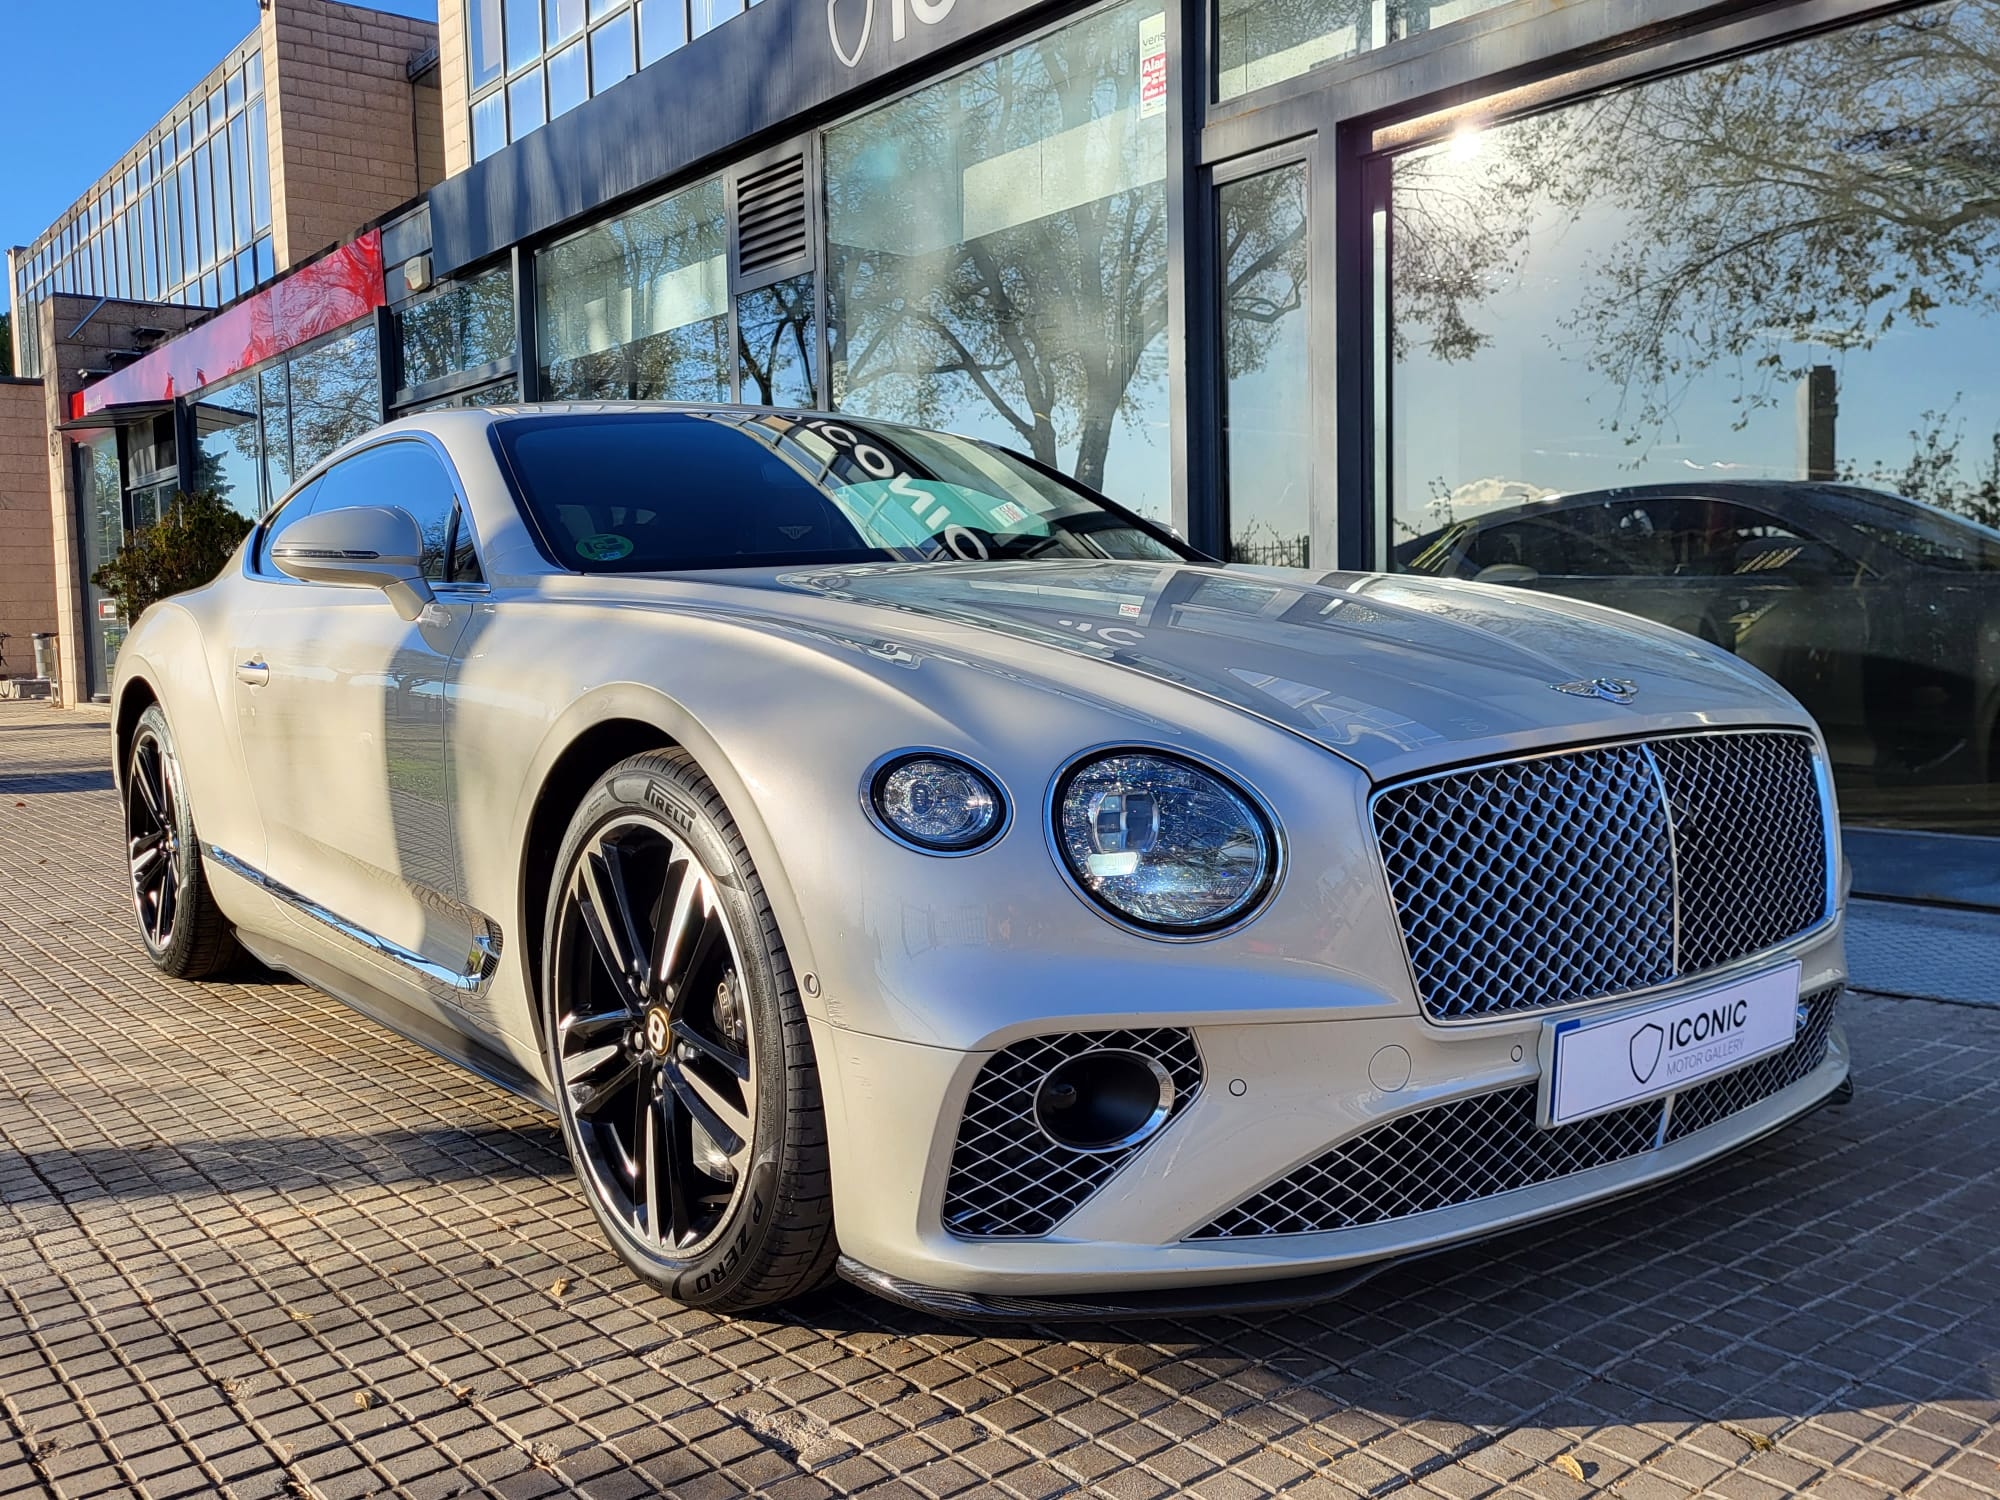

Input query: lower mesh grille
[1192,986,1840,1240]
[943,1029,1202,1239]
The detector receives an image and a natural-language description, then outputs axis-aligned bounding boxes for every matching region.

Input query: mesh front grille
[1373,731,1828,1021]
[1192,987,1840,1240]
[942,1029,1202,1239]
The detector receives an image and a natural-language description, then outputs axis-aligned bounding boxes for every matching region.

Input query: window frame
[248,431,490,591]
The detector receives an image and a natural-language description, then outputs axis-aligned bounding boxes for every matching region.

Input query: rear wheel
[124,704,240,978]
[541,749,835,1311]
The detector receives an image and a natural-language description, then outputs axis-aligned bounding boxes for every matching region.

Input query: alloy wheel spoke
[670,1018,750,1083]
[558,1009,632,1047]
[131,840,168,888]
[154,865,177,939]
[574,863,646,1014]
[669,906,725,1017]
[592,842,653,993]
[568,1052,641,1116]
[652,858,702,993]
[133,752,164,825]
[663,1057,748,1159]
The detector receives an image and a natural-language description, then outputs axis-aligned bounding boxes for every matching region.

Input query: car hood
[575,559,1809,778]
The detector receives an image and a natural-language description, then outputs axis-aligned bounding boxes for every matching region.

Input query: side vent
[734,155,809,281]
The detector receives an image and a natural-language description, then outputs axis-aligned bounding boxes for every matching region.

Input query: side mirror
[270,506,435,621]
[1473,562,1540,587]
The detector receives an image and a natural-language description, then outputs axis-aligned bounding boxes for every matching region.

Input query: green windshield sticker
[576,533,635,561]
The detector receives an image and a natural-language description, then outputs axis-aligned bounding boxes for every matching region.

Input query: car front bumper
[812,932,1850,1302]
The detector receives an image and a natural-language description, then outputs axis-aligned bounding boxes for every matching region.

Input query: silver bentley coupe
[111,405,1851,1316]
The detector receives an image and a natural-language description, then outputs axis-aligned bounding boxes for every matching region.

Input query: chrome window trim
[1366,725,1837,1028]
[1040,741,1288,943]
[204,843,501,994]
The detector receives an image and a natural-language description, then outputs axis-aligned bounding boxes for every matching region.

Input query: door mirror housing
[270,505,436,620]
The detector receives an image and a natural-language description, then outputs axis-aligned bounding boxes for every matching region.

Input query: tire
[540,749,836,1311]
[124,703,241,979]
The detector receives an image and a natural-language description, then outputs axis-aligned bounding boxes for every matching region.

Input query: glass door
[74,434,126,700]
[1211,140,1331,568]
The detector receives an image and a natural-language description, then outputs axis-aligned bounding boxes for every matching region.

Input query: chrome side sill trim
[205,843,501,995]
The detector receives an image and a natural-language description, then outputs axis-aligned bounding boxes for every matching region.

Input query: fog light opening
[1033,1050,1175,1153]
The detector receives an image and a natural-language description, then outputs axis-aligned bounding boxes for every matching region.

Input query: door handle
[236,659,270,687]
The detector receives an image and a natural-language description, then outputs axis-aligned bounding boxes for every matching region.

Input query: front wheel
[124,703,241,978]
[541,749,836,1311]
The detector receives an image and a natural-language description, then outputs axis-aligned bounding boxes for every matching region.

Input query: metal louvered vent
[1191,986,1841,1240]
[1373,730,1829,1021]
[734,155,809,279]
[943,1029,1203,1239]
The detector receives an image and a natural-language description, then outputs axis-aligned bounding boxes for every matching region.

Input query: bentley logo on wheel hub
[644,1006,672,1056]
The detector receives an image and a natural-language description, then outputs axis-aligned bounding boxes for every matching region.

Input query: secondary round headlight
[867,752,1006,853]
[1053,751,1277,934]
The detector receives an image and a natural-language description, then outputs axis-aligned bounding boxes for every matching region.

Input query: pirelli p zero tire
[124,704,241,980]
[541,749,836,1311]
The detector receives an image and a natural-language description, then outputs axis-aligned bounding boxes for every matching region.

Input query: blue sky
[2,0,437,258]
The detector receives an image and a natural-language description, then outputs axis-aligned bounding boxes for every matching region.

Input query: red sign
[75,230,386,420]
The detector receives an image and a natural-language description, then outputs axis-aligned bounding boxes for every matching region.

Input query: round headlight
[1053,751,1277,935]
[867,753,1006,853]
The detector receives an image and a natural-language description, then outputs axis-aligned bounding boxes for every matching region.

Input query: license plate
[1538,962,1802,1128]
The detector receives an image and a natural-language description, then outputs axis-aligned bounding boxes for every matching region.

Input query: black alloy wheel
[124,703,239,978]
[543,750,834,1310]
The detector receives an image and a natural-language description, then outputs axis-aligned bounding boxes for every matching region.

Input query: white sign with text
[1540,962,1802,1127]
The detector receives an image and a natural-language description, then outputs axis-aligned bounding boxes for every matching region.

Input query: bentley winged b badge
[1551,676,1639,704]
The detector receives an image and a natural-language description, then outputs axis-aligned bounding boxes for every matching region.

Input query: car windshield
[494,410,1190,573]
[1835,487,2000,572]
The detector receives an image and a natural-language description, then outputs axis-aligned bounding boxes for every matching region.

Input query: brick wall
[262,0,443,271]
[0,379,54,664]
[437,0,471,181]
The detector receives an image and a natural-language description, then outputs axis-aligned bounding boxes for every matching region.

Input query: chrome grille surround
[1373,730,1833,1022]
[942,1028,1203,1239]
[1192,986,1841,1240]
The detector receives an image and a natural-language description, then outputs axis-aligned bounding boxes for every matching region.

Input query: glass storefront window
[287,322,384,477]
[261,364,294,501]
[470,0,506,90]
[548,39,588,118]
[509,68,546,140]
[399,266,517,389]
[1383,1,2000,833]
[473,91,507,162]
[1216,0,1508,101]
[639,0,685,64]
[536,175,731,402]
[825,0,1173,520]
[1220,161,1311,565]
[77,434,126,699]
[690,0,741,38]
[737,276,817,406]
[591,12,635,90]
[194,372,264,518]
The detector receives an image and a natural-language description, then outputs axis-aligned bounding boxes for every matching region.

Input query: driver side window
[313,441,468,583]
[259,440,480,584]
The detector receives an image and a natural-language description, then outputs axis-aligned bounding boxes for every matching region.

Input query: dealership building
[6,0,1998,903]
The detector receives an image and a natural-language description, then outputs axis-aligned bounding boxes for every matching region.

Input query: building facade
[6,0,442,706]
[29,0,2000,902]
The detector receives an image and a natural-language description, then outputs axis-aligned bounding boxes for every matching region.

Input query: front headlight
[1052,751,1278,935]
[866,751,1007,853]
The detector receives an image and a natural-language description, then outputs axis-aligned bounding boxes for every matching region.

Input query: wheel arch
[113,675,160,794]
[510,689,821,1051]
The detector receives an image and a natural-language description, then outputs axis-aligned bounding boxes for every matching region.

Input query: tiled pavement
[1,700,1996,1500]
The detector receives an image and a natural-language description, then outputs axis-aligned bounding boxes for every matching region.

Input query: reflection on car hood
[753,561,1806,775]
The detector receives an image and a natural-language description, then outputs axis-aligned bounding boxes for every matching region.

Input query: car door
[233,437,490,1019]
